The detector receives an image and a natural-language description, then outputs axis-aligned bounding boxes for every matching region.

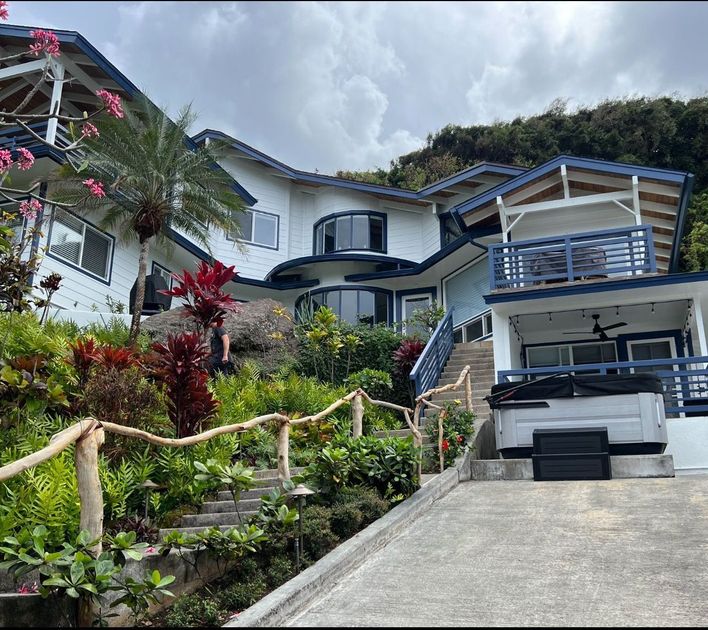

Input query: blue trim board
[344,230,492,282]
[484,270,708,304]
[46,207,115,286]
[233,276,319,291]
[671,173,695,273]
[295,284,394,325]
[164,228,212,263]
[312,210,388,255]
[266,253,416,282]
[395,287,437,323]
[192,129,525,201]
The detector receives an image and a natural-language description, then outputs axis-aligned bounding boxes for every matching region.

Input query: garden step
[159,524,237,539]
[179,510,258,529]
[372,429,433,444]
[216,487,276,502]
[201,498,264,514]
[436,377,494,388]
[445,359,494,369]
[453,341,493,350]
[253,466,305,480]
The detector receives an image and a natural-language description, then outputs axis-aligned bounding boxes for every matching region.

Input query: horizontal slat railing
[409,307,455,398]
[0,121,71,150]
[498,355,708,415]
[489,225,656,289]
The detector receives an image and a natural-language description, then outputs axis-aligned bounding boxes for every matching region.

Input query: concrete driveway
[288,476,708,627]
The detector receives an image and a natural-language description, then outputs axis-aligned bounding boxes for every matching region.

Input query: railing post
[438,409,446,474]
[75,425,104,557]
[646,226,656,273]
[489,246,497,289]
[351,392,364,439]
[277,419,291,486]
[565,237,574,281]
[465,370,473,414]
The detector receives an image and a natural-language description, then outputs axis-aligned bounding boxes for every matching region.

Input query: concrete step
[201,498,264,514]
[445,359,494,369]
[179,510,258,529]
[217,487,276,502]
[159,524,236,539]
[469,454,675,481]
[453,341,493,350]
[252,467,305,480]
[436,379,494,389]
[431,392,491,402]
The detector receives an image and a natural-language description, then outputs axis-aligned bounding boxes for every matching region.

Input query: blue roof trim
[165,228,212,262]
[670,173,695,273]
[0,24,139,95]
[343,228,494,282]
[484,270,708,304]
[233,276,319,290]
[451,154,691,221]
[192,129,523,200]
[265,253,418,282]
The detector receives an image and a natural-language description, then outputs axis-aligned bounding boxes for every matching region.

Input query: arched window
[296,287,391,325]
[313,212,386,254]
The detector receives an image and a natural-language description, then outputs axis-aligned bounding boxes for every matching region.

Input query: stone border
[226,451,470,627]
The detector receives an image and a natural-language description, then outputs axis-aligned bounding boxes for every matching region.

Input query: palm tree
[55,95,244,343]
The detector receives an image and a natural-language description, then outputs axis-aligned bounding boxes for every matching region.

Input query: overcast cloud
[7,1,708,173]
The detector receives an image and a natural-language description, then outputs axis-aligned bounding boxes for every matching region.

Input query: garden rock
[142,299,297,372]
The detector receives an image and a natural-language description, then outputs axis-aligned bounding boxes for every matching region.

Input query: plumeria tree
[0,2,126,312]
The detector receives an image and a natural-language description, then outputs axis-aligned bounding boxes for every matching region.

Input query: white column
[491,309,512,380]
[46,59,64,145]
[694,296,708,356]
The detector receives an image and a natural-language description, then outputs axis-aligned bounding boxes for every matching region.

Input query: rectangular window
[49,210,112,281]
[152,262,173,289]
[527,342,616,370]
[336,216,351,250]
[370,216,384,251]
[231,208,278,249]
[352,215,369,250]
[324,220,336,253]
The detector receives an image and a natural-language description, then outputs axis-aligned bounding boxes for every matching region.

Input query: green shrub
[218,576,268,612]
[164,593,225,627]
[425,403,476,468]
[329,502,363,539]
[345,368,393,400]
[335,486,390,526]
[264,554,294,588]
[300,505,340,560]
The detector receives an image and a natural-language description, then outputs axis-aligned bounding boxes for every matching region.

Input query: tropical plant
[194,459,256,521]
[345,368,393,400]
[404,300,446,340]
[425,402,476,468]
[392,338,425,404]
[54,95,246,342]
[150,331,219,437]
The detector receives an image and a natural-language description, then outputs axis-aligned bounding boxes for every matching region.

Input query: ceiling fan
[562,313,627,341]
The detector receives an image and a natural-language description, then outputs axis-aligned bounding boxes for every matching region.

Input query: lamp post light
[140,479,161,520]
[287,484,315,573]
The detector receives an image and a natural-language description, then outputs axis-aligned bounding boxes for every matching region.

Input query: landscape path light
[288,483,316,573]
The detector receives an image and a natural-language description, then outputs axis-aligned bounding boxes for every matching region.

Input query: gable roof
[192,129,526,202]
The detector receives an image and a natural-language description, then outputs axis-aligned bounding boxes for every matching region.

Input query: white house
[2,24,708,472]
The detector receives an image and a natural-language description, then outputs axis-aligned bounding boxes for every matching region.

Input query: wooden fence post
[413,404,423,484]
[75,425,105,556]
[277,419,291,486]
[351,392,364,439]
[464,370,473,414]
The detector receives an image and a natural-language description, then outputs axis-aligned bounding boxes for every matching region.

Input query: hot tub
[488,374,667,458]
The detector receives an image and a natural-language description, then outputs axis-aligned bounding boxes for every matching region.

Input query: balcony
[489,225,656,291]
[0,121,71,153]
[498,356,708,416]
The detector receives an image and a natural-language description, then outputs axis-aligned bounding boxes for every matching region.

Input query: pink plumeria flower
[0,2,9,21]
[146,546,156,554]
[81,122,100,139]
[16,147,34,171]
[19,199,42,221]
[17,581,38,594]
[83,178,106,198]
[29,30,60,57]
[96,89,124,119]
[0,149,12,173]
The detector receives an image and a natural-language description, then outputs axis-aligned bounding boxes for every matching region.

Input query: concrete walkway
[288,476,708,627]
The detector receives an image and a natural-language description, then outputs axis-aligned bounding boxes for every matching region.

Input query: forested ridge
[336,97,708,270]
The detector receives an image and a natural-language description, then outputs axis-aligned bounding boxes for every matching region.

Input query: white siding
[443,256,489,327]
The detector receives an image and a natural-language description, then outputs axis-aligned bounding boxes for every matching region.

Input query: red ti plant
[150,331,219,438]
[392,338,426,405]
[160,260,240,333]
[66,337,100,390]
[95,345,140,372]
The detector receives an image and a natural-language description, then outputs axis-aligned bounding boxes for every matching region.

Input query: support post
[75,425,104,556]
[413,404,423,484]
[46,58,64,145]
[438,409,445,474]
[464,370,473,414]
[351,392,364,439]
[277,419,291,486]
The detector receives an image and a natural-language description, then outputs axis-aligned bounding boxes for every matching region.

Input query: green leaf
[70,561,85,584]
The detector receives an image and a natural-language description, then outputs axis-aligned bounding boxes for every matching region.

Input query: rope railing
[0,367,474,555]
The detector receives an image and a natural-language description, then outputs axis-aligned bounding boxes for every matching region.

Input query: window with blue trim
[296,288,389,325]
[314,213,385,254]
[48,210,113,281]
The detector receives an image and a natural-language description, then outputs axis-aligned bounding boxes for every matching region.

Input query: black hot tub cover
[488,373,664,408]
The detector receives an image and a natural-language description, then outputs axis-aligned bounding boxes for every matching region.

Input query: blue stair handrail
[409,307,455,398]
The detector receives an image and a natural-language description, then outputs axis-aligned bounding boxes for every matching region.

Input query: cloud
[6,1,708,172]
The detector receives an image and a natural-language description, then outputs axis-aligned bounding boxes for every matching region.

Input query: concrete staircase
[427,340,495,420]
[158,466,304,539]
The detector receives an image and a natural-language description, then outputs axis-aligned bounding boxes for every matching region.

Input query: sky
[6,1,708,174]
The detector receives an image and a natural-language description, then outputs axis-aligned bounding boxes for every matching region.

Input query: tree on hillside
[55,96,245,343]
